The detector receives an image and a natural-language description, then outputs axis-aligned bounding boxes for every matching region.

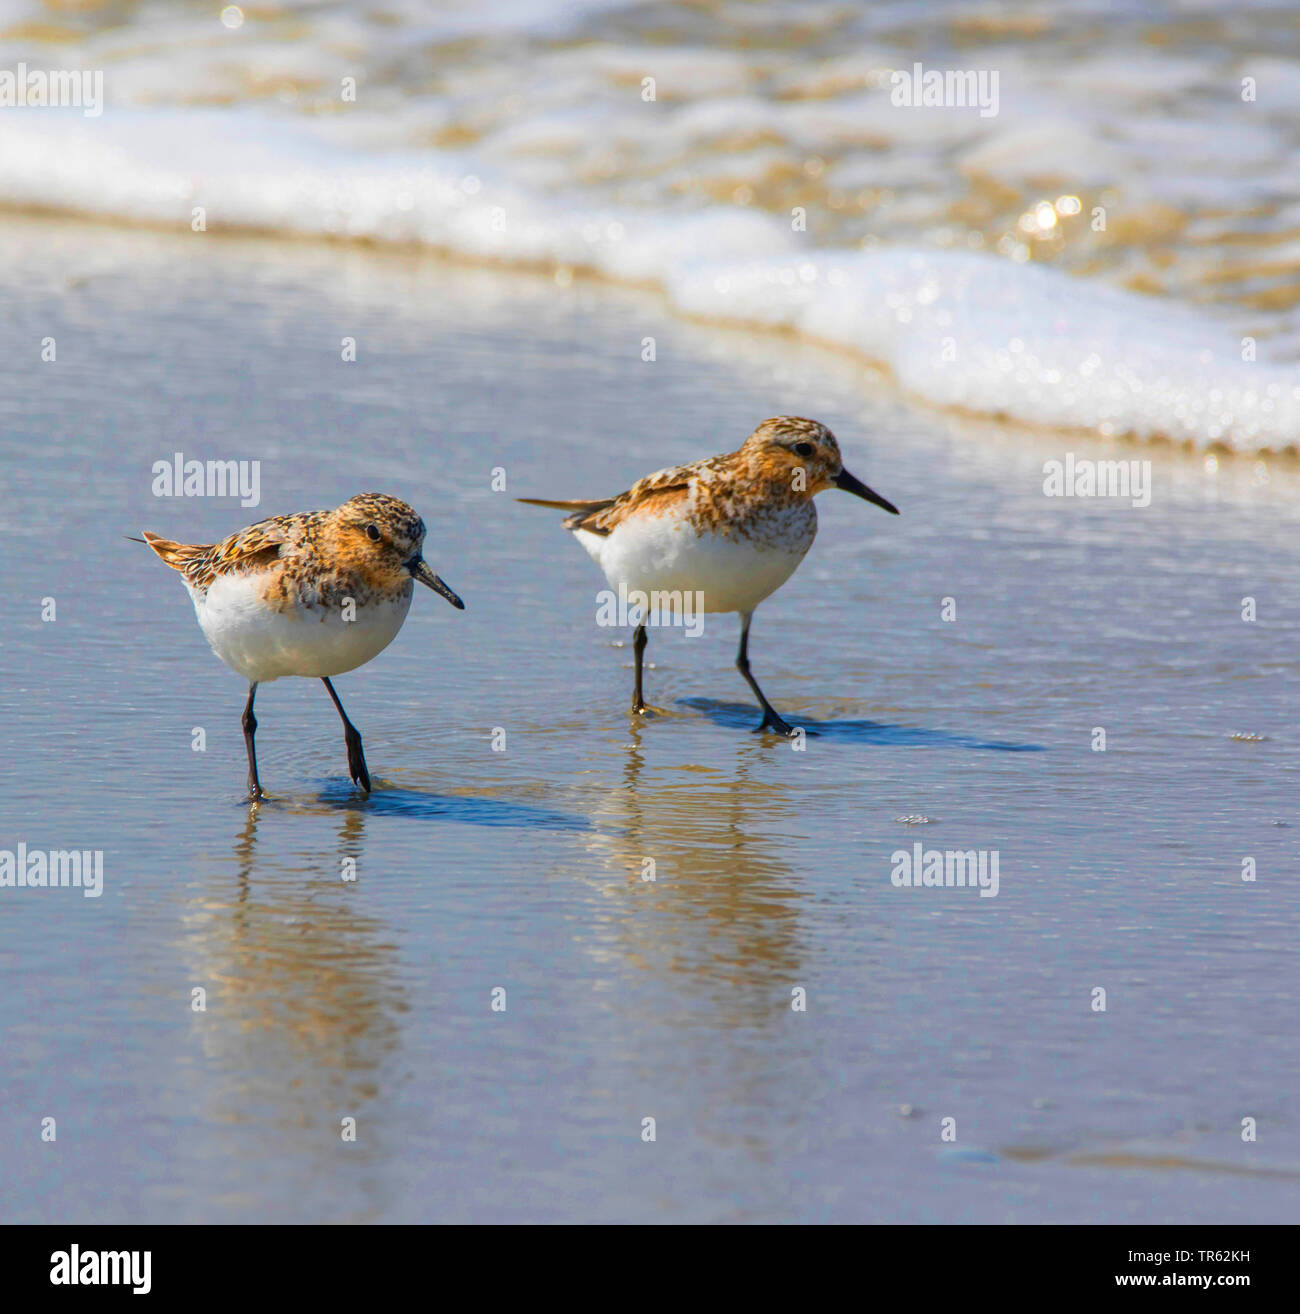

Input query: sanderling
[520,416,898,735]
[136,492,464,800]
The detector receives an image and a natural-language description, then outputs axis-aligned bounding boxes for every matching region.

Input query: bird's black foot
[345,730,371,795]
[631,700,671,718]
[248,783,267,803]
[752,712,797,737]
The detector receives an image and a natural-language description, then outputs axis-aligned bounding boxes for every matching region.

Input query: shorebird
[136,493,464,799]
[520,416,898,735]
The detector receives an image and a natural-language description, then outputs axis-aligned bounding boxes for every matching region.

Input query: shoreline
[8,205,1300,469]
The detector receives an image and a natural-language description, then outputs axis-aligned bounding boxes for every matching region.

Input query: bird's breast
[581,495,815,615]
[191,569,414,681]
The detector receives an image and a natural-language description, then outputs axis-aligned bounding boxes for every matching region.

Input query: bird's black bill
[409,557,465,609]
[834,468,899,515]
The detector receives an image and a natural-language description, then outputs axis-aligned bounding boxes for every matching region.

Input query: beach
[1,213,1297,1222]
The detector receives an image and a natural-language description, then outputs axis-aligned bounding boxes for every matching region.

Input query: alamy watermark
[890,843,1000,897]
[596,582,705,637]
[152,452,261,507]
[0,844,103,898]
[0,64,102,117]
[1043,454,1151,508]
[50,1246,150,1294]
[890,62,999,118]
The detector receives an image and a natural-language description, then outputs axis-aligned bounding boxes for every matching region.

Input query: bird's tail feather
[516,496,616,534]
[136,530,212,573]
[516,497,613,512]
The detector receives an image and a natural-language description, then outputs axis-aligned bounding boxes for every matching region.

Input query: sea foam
[3,108,1294,453]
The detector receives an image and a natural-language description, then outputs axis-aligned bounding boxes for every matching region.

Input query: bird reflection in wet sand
[581,731,809,1021]
[182,802,405,1136]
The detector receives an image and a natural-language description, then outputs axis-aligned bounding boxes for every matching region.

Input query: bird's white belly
[576,507,812,615]
[190,573,413,682]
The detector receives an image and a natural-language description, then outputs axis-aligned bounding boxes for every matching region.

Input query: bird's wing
[140,517,292,591]
[518,462,696,537]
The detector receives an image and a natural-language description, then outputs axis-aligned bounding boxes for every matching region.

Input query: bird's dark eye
[794,441,815,458]
[366,524,381,542]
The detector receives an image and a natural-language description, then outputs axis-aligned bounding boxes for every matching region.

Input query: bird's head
[742,417,899,513]
[336,493,464,607]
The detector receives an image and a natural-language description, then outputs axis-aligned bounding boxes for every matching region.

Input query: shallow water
[1,218,1298,1223]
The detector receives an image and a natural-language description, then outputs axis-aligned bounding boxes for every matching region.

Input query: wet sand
[1,217,1297,1223]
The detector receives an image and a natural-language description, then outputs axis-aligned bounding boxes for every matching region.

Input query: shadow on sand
[679,698,1046,752]
[299,782,593,829]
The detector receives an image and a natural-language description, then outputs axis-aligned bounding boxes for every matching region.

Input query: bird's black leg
[736,612,794,736]
[631,622,649,714]
[242,682,265,801]
[321,677,371,794]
